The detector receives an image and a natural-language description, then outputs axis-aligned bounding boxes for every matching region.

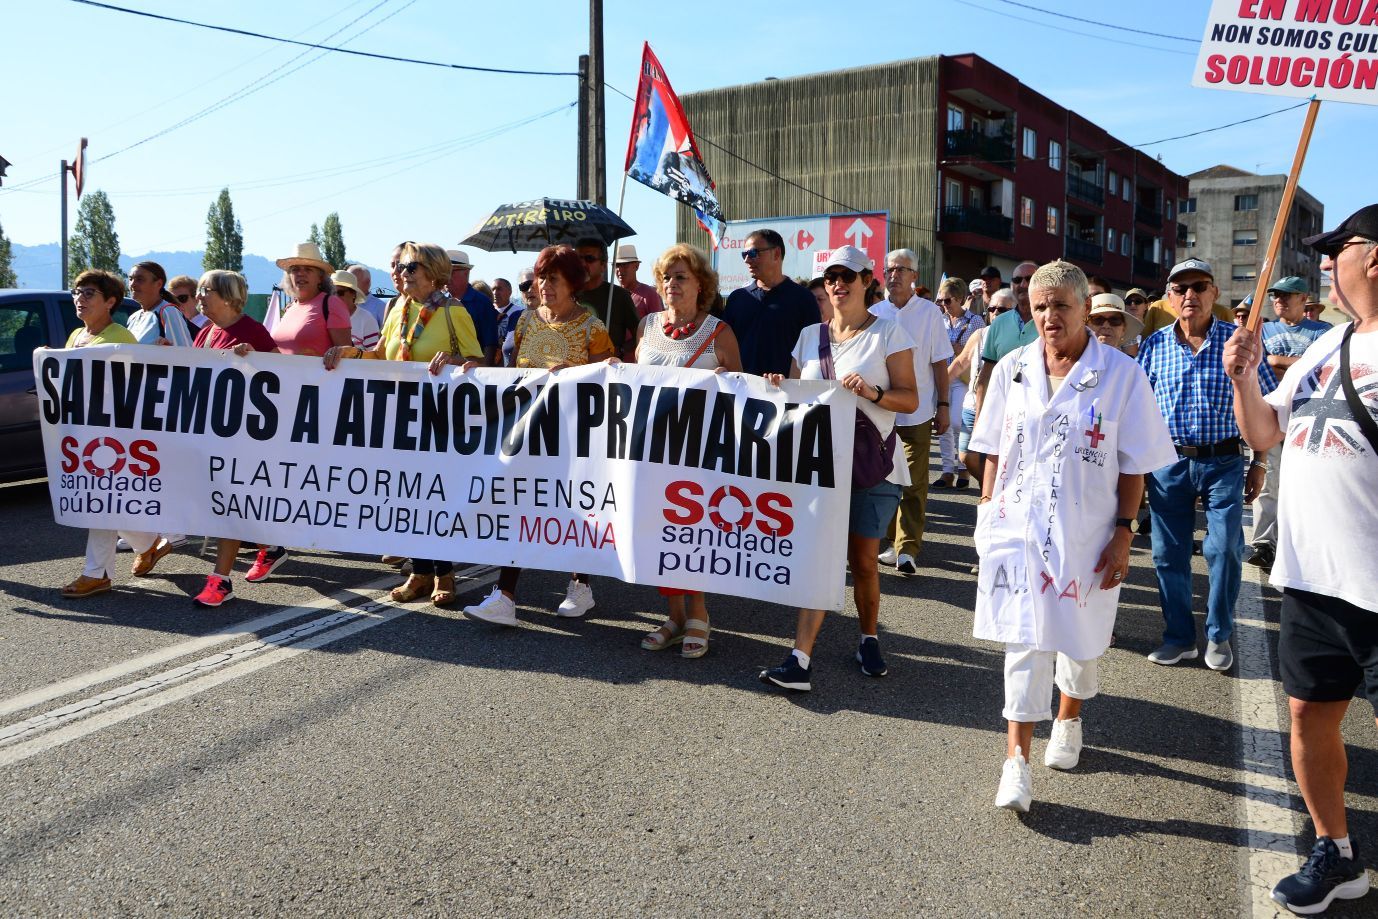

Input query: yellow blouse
[377,296,481,363]
[514,307,613,369]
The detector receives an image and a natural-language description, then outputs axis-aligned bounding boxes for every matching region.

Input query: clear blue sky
[1,0,1369,288]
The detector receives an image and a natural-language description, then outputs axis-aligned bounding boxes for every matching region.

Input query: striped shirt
[1137,317,1278,446]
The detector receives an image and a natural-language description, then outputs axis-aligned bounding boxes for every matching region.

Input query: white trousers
[937,380,968,473]
[1249,443,1283,549]
[84,529,157,579]
[1002,644,1100,722]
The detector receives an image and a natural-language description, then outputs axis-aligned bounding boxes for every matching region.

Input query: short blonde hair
[653,243,719,311]
[398,241,452,291]
[938,277,966,302]
[198,270,248,312]
[168,274,197,294]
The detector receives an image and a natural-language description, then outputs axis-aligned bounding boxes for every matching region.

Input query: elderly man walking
[871,248,951,574]
[1225,205,1378,916]
[1136,258,1277,671]
[1245,276,1331,571]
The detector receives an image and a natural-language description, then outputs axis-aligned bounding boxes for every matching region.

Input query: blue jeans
[1146,454,1245,647]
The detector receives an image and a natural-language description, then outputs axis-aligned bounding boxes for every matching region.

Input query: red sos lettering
[663,480,793,537]
[59,436,161,476]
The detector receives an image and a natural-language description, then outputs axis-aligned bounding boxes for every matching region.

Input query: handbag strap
[816,322,836,381]
[441,299,461,355]
[1338,323,1378,456]
[684,321,723,368]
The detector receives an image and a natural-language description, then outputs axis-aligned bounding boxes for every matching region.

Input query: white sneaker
[162,535,188,548]
[556,579,595,618]
[878,547,898,566]
[1044,718,1083,770]
[896,553,917,575]
[115,537,133,552]
[995,746,1032,812]
[462,588,518,626]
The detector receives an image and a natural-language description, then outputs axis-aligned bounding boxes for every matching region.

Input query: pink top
[627,280,664,319]
[270,292,351,356]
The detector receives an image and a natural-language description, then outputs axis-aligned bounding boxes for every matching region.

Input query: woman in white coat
[968,260,1176,812]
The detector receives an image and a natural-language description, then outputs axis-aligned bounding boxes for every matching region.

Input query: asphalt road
[1,473,1375,917]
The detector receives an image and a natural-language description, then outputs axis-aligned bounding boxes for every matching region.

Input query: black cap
[1304,204,1378,257]
[978,265,1001,279]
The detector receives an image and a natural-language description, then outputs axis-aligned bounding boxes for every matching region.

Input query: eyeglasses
[1169,281,1212,296]
[70,287,99,299]
[580,254,602,264]
[935,297,953,305]
[518,281,533,292]
[397,262,422,274]
[823,268,859,285]
[1011,275,1034,285]
[742,247,777,261]
[1125,297,1145,306]
[1088,315,1125,327]
[989,305,1010,315]
[883,266,913,275]
[174,293,191,304]
[196,287,212,297]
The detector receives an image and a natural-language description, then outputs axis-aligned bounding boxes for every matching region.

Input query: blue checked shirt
[1137,317,1278,446]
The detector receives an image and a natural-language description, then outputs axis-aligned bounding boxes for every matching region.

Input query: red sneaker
[193,575,234,608]
[245,547,288,583]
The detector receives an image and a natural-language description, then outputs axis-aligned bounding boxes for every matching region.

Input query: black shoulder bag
[1338,323,1378,456]
[818,323,896,489]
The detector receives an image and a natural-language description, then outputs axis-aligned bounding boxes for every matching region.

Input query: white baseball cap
[821,245,873,274]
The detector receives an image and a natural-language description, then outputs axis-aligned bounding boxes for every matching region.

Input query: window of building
[1046,206,1060,236]
[1165,248,1174,266]
[1233,264,1258,281]
[1020,195,1034,227]
[971,115,985,136]
[1106,227,1116,252]
[946,179,962,208]
[1235,194,1258,211]
[1108,171,1118,196]
[969,185,985,210]
[1181,197,1197,213]
[1233,229,1259,246]
[947,104,964,133]
[1048,140,1062,171]
[1120,235,1130,256]
[1122,181,1131,202]
[1022,127,1036,159]
[1166,200,1174,220]
[1186,232,1197,249]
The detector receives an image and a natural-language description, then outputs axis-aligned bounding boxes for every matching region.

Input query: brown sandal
[431,573,457,606]
[390,574,433,603]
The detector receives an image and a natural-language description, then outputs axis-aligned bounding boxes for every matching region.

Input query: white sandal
[681,619,710,659]
[640,618,684,651]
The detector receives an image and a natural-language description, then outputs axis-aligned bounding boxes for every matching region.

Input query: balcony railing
[1065,236,1103,263]
[1067,174,1104,206]
[1136,203,1163,226]
[940,205,1013,241]
[1133,256,1162,279]
[944,128,1015,167]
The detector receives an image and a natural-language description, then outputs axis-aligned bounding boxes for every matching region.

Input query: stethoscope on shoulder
[1010,343,1100,392]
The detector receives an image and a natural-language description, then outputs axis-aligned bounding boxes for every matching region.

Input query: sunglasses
[397,261,422,274]
[989,305,1010,315]
[174,293,192,304]
[70,287,99,299]
[935,297,954,305]
[1089,315,1125,327]
[518,281,533,292]
[1170,281,1212,296]
[1125,297,1145,306]
[1011,275,1034,285]
[823,268,859,285]
[741,247,776,261]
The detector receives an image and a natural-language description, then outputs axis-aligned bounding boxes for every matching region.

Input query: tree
[69,190,121,276]
[203,188,244,272]
[0,219,15,288]
[321,212,346,269]
[308,223,323,250]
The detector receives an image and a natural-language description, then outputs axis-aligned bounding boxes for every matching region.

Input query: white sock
[791,649,811,669]
[1334,835,1354,859]
[860,633,878,645]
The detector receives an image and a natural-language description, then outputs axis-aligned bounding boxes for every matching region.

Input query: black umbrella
[459,197,635,252]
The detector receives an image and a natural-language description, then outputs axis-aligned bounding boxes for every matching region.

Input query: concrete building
[676,54,1188,292]
[1179,165,1324,307]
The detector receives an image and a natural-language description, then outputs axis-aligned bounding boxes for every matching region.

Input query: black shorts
[1280,588,1378,712]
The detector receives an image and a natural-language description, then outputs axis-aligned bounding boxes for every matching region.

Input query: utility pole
[60,160,68,289]
[587,0,606,205]
[577,54,590,201]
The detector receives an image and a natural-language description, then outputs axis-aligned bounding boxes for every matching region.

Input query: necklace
[662,310,702,341]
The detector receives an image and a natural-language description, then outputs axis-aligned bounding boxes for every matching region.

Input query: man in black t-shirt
[722,229,822,376]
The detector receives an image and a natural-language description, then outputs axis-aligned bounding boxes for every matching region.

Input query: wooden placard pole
[1243,98,1321,335]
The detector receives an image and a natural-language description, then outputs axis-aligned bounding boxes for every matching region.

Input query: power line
[982,0,1197,43]
[947,0,1196,56]
[67,0,579,77]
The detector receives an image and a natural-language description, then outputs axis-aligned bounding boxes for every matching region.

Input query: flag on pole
[624,43,725,247]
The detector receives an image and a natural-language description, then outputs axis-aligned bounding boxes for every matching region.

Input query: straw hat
[330,270,363,301]
[276,242,333,273]
[1089,292,1144,338]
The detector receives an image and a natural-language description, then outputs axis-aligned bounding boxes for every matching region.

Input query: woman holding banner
[323,242,482,607]
[189,270,279,607]
[462,244,614,627]
[635,243,742,659]
[59,269,174,599]
[968,260,1175,813]
[757,245,918,692]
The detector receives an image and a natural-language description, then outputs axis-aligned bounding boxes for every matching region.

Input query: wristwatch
[870,386,885,404]
[1114,517,1135,531]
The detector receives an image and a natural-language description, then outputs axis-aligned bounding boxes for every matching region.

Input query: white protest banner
[36,345,855,609]
[1192,0,1378,104]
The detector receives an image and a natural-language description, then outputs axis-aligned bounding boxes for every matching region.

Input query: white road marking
[0,569,497,768]
[1233,523,1297,919]
[0,575,398,719]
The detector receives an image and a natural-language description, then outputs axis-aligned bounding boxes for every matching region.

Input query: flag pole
[605,168,630,336]
[1234,97,1320,374]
